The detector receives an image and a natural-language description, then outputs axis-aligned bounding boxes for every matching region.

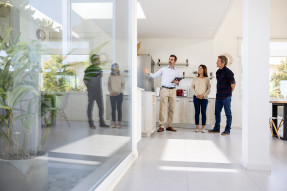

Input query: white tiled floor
[114,127,287,191]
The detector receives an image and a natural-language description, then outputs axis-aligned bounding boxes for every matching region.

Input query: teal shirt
[84,64,102,81]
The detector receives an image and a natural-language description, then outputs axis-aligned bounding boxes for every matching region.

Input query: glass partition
[0,0,132,190]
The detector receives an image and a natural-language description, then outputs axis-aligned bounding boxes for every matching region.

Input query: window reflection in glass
[0,0,132,190]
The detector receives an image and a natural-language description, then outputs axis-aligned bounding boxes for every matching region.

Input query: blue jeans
[193,96,208,125]
[214,96,232,132]
[110,93,123,121]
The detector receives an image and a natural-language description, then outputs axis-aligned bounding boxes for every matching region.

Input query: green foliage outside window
[42,55,76,92]
[270,58,287,98]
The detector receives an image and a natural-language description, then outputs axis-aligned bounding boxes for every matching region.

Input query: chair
[41,93,57,127]
[56,92,71,128]
[269,117,283,140]
[41,92,71,128]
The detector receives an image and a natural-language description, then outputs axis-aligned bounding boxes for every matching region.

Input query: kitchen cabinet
[106,91,157,136]
[64,92,91,121]
[156,97,215,125]
[136,88,144,142]
[106,91,156,137]
[177,98,195,124]
[141,91,156,136]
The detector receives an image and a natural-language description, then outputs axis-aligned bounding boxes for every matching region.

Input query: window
[269,41,287,98]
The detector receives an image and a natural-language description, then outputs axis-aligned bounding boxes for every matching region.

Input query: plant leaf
[0,27,12,50]
[0,129,9,143]
[0,105,10,110]
[14,113,34,121]
[8,85,38,108]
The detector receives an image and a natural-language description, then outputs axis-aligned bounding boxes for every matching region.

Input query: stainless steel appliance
[137,55,155,91]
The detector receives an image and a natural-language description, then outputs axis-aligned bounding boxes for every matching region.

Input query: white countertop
[156,96,215,99]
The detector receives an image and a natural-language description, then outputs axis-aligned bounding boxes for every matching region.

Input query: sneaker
[89,122,96,129]
[221,131,230,135]
[208,129,220,133]
[100,123,109,127]
[89,125,96,129]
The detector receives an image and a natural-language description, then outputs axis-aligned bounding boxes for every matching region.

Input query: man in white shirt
[143,55,181,132]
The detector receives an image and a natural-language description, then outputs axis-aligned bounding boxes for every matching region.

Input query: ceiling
[138,0,235,39]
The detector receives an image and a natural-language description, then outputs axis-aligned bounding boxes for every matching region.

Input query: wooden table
[270,100,287,140]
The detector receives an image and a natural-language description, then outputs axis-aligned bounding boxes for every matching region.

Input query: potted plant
[0,27,48,191]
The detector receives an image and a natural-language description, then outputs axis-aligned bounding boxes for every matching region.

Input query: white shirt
[149,66,181,88]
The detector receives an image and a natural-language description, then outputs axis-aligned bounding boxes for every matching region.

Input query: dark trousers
[88,92,104,125]
[110,93,123,121]
[193,96,208,125]
[214,96,232,132]
[87,77,104,126]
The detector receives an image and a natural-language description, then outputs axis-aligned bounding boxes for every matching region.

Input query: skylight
[137,2,145,19]
[72,2,113,19]
[72,2,145,19]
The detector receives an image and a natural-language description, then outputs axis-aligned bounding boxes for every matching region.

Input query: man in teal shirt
[84,54,109,128]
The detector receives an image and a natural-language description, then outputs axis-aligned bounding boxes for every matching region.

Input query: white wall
[138,38,242,127]
[139,37,242,127]
[138,0,287,129]
[138,38,217,98]
[270,0,287,38]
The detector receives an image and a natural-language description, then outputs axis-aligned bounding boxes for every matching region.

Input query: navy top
[216,66,236,100]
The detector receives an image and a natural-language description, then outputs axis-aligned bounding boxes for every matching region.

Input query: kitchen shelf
[155,58,189,67]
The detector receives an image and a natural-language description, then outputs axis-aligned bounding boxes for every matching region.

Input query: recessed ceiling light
[72,2,145,19]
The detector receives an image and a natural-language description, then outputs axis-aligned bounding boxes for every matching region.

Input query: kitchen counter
[155,96,216,124]
[156,96,216,99]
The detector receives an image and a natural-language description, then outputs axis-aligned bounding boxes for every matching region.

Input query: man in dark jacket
[84,54,109,129]
[208,55,236,135]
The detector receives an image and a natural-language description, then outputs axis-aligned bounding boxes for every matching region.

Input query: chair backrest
[57,92,70,111]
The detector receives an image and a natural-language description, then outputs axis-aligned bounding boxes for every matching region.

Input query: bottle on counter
[187,87,191,97]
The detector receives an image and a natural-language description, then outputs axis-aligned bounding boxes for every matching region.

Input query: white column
[62,0,71,64]
[130,0,138,157]
[113,0,138,156]
[242,0,271,170]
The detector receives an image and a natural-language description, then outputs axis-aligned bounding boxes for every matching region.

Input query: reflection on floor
[115,126,287,191]
[45,121,131,191]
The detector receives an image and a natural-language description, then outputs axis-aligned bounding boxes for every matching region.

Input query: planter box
[0,155,48,191]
